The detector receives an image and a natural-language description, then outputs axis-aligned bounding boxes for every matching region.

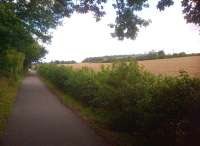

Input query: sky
[45,0,200,62]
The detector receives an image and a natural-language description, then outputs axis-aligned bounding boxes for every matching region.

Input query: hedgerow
[38,61,200,146]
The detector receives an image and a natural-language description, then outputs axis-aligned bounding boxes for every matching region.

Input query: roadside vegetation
[0,78,21,137]
[38,61,200,146]
[0,2,47,139]
[0,48,43,138]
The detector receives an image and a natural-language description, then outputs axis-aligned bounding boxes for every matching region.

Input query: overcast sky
[45,0,200,62]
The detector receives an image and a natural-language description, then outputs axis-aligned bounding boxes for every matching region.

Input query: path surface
[1,76,108,146]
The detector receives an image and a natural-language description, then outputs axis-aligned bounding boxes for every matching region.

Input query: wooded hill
[82,51,200,63]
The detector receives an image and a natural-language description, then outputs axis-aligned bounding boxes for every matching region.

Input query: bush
[38,61,200,146]
[146,72,200,146]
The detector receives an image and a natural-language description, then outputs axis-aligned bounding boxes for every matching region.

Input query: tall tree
[0,3,47,69]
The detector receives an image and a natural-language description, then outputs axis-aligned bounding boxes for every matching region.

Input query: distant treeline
[49,60,77,64]
[82,50,200,63]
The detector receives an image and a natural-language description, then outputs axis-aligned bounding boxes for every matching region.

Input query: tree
[22,42,47,68]
[157,50,165,58]
[0,0,106,42]
[0,49,25,77]
[157,0,200,27]
[1,0,199,42]
[0,4,47,64]
[0,3,31,53]
[0,3,47,74]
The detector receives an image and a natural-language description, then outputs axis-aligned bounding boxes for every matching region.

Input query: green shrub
[145,72,200,146]
[38,62,200,146]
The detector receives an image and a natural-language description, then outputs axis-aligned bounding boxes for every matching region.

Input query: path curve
[1,75,108,146]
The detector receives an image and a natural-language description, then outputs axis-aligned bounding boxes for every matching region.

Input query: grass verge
[0,77,22,138]
[40,77,135,146]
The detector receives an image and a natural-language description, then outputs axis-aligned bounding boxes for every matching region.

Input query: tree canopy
[0,2,47,75]
[157,0,200,29]
[0,0,199,42]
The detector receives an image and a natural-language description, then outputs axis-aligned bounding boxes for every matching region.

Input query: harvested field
[139,56,200,77]
[64,56,200,77]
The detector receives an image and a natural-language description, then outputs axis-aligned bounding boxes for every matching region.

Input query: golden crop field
[64,56,200,77]
[139,56,200,77]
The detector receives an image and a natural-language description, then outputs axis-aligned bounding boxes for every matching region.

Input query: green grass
[0,77,21,138]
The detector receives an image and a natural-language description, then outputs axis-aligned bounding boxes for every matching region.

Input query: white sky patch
[45,0,200,62]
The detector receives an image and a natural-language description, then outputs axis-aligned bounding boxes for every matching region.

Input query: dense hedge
[38,62,200,146]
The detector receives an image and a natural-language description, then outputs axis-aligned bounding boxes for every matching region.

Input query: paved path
[1,76,108,146]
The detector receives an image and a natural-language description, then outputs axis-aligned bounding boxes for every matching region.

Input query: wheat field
[63,56,200,77]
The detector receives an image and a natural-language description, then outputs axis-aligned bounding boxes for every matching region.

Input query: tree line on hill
[82,50,200,63]
[46,51,200,65]
[49,60,77,64]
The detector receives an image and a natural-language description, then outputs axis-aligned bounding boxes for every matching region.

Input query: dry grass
[63,56,200,77]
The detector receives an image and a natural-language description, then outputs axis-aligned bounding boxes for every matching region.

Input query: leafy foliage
[38,61,200,146]
[1,0,199,42]
[109,0,150,40]
[158,0,200,27]
[157,0,174,10]
[0,3,47,76]
[0,50,25,77]
[182,0,200,26]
